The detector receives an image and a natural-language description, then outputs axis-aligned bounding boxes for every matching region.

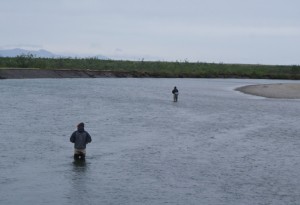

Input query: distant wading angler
[70,122,92,160]
[172,86,179,102]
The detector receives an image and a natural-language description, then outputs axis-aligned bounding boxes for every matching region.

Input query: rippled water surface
[0,78,300,205]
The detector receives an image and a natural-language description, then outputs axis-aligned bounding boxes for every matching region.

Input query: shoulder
[84,131,91,135]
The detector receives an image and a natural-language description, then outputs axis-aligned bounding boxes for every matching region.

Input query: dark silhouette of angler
[70,122,92,160]
[172,86,179,102]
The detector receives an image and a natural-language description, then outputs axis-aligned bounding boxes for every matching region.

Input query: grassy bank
[0,55,300,79]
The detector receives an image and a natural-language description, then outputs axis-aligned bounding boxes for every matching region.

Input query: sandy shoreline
[236,83,300,99]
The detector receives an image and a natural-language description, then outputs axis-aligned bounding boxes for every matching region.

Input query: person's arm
[86,132,92,143]
[70,131,76,143]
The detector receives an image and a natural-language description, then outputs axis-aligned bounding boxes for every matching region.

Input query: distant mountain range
[0,48,109,59]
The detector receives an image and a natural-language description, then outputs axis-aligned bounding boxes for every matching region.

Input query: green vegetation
[0,54,300,79]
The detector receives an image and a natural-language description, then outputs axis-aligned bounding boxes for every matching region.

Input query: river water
[0,78,299,205]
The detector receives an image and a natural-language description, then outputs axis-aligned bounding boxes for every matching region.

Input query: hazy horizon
[1,0,300,65]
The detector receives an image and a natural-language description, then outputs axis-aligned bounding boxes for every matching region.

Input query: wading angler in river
[70,122,92,160]
[172,86,179,102]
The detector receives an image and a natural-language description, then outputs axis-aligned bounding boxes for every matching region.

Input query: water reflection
[69,159,90,204]
[72,159,87,170]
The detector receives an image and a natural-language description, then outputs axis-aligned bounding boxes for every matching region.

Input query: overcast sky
[1,0,300,64]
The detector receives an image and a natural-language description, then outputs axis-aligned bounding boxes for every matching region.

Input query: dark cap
[77,122,84,127]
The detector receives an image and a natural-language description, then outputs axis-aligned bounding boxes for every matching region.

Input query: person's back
[70,122,92,160]
[71,131,90,149]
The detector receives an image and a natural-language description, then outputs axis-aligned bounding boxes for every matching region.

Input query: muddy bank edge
[0,68,151,79]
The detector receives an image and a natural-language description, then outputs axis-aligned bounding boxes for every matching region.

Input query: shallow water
[0,78,299,205]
